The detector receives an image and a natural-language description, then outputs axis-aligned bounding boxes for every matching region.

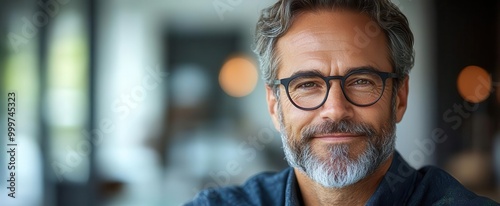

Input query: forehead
[276,10,392,76]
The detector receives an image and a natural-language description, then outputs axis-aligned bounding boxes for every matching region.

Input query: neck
[295,154,393,206]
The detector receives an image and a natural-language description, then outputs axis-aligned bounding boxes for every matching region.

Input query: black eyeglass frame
[273,69,400,110]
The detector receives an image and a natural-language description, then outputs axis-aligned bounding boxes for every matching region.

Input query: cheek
[369,101,392,124]
[353,94,393,128]
[377,89,394,107]
[280,99,313,136]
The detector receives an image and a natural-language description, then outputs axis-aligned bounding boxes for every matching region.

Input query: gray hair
[253,0,415,88]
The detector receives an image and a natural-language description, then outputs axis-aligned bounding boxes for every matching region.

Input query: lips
[313,133,363,142]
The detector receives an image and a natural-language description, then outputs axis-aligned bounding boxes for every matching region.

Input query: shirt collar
[285,168,302,206]
[367,151,417,205]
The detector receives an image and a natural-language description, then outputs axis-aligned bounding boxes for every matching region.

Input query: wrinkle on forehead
[275,10,391,77]
[278,28,363,67]
[282,27,352,50]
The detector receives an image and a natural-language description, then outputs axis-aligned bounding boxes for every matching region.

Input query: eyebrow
[288,66,382,78]
[288,69,324,78]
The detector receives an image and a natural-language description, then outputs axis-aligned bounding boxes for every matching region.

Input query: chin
[313,139,370,160]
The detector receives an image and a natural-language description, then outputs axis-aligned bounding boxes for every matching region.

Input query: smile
[313,133,364,142]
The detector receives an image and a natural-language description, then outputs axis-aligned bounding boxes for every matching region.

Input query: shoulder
[411,166,498,205]
[185,168,292,206]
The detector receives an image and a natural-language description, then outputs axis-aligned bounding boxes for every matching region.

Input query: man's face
[266,10,409,187]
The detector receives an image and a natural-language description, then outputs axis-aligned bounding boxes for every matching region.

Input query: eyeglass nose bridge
[322,75,350,105]
[324,75,347,86]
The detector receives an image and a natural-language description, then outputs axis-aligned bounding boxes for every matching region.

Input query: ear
[395,76,409,123]
[266,85,281,131]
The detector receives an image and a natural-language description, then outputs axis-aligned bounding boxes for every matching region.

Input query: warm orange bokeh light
[457,65,491,103]
[219,56,258,97]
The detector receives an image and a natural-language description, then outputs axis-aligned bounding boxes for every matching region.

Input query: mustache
[301,119,376,141]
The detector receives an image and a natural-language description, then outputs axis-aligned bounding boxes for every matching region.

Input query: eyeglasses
[273,69,399,110]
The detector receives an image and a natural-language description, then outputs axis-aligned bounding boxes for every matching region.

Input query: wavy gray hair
[253,0,414,89]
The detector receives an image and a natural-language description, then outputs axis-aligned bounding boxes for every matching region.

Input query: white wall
[392,0,436,168]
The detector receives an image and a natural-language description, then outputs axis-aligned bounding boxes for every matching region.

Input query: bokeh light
[219,55,258,97]
[457,65,492,103]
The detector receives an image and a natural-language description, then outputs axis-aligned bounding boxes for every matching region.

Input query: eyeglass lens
[286,71,385,109]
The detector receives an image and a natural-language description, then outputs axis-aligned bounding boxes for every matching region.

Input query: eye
[346,72,380,88]
[352,79,372,85]
[289,76,324,91]
[298,82,317,88]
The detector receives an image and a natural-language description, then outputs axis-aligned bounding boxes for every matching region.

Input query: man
[187,0,498,205]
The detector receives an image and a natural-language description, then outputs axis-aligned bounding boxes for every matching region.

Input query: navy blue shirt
[186,152,498,205]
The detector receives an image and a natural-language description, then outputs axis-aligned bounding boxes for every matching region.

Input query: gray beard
[277,104,396,188]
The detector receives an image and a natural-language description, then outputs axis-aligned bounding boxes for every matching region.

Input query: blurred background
[0,0,498,205]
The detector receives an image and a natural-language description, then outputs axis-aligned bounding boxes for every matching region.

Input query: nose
[319,83,354,121]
